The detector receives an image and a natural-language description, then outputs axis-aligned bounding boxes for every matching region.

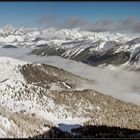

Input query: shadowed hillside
[30,125,140,138]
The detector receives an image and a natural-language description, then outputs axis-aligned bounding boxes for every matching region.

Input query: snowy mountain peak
[1,25,15,34]
[0,26,138,48]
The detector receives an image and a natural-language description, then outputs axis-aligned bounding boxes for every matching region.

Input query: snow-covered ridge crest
[0,25,139,45]
[0,56,28,66]
[0,57,29,84]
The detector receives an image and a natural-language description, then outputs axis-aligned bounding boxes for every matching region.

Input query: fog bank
[0,48,140,106]
[21,55,140,106]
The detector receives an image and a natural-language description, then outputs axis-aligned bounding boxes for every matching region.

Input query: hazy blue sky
[0,2,140,32]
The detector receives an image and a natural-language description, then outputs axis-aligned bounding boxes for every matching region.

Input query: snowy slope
[0,56,140,138]
[0,57,94,137]
[0,57,27,83]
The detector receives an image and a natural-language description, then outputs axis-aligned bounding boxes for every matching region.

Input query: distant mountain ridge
[0,25,140,69]
[30,37,140,69]
[0,25,139,45]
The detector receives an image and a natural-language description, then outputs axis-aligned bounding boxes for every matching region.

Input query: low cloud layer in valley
[1,48,139,106]
[22,55,140,106]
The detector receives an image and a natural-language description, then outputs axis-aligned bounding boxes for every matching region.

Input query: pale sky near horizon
[0,2,140,33]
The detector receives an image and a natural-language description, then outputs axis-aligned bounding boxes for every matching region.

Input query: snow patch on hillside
[0,57,28,84]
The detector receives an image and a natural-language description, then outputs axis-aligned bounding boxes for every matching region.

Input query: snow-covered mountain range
[0,25,140,69]
[0,25,139,47]
[0,25,140,138]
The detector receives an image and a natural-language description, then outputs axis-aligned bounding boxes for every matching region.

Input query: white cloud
[38,15,140,33]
